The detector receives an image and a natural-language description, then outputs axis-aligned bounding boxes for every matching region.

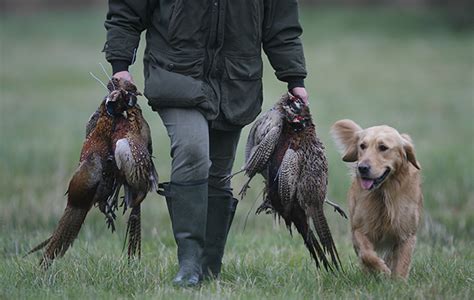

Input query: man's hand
[290,87,308,105]
[113,71,134,83]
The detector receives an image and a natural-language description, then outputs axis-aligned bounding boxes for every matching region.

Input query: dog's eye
[379,144,389,152]
[360,143,367,150]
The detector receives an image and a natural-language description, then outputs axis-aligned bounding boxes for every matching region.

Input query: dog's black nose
[358,163,370,175]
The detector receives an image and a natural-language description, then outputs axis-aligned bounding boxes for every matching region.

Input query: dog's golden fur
[331,119,423,279]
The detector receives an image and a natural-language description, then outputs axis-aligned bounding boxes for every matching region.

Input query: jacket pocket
[149,51,204,79]
[221,56,263,126]
[144,51,217,118]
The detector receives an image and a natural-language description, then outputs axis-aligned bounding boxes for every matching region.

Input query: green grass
[1,7,473,299]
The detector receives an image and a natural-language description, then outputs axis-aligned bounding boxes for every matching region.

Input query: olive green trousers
[157,108,241,278]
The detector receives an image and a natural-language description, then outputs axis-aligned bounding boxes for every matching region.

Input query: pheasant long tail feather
[38,205,89,268]
[311,206,342,270]
[126,205,141,259]
[291,209,331,271]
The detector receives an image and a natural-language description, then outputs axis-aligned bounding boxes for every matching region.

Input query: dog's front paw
[361,253,392,276]
[380,262,392,276]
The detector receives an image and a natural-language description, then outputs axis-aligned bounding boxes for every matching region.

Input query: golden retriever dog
[331,119,423,279]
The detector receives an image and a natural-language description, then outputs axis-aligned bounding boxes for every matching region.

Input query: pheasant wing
[238,108,283,197]
[245,125,281,175]
[245,108,282,163]
[85,106,101,138]
[278,148,300,215]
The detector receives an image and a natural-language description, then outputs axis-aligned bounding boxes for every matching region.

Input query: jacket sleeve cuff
[111,60,130,75]
[283,77,305,90]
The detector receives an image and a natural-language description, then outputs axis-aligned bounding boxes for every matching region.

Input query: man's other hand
[113,71,134,83]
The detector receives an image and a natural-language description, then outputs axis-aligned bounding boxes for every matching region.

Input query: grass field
[1,7,473,299]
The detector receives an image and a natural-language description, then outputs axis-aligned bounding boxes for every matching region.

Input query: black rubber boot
[162,181,208,287]
[202,196,238,279]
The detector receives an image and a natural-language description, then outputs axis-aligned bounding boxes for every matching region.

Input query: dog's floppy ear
[331,119,363,162]
[401,133,420,170]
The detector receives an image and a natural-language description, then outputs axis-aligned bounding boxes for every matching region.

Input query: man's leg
[202,128,241,279]
[158,108,210,286]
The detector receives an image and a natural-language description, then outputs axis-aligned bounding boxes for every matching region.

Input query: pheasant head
[279,93,313,131]
[105,78,142,116]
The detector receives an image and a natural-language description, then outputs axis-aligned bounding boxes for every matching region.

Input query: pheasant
[109,102,159,259]
[235,93,344,271]
[26,82,130,268]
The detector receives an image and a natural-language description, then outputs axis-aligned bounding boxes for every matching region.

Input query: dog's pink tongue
[361,179,374,190]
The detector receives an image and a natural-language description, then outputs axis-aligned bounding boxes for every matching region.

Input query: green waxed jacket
[104,0,306,129]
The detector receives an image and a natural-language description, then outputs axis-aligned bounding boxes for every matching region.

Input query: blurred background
[2,0,474,29]
[0,0,473,297]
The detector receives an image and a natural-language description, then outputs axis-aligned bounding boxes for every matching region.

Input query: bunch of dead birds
[228,93,347,271]
[26,78,158,268]
[27,88,346,272]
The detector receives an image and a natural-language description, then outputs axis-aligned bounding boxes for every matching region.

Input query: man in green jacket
[104,0,308,286]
